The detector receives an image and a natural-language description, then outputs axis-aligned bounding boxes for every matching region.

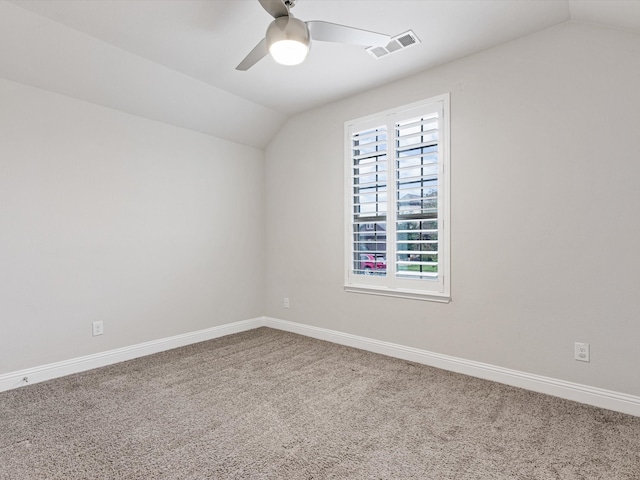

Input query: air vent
[366,30,420,59]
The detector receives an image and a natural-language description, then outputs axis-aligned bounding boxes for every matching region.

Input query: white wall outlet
[92,321,104,336]
[283,297,290,309]
[574,342,590,362]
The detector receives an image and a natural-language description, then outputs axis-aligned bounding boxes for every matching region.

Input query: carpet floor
[1,327,639,479]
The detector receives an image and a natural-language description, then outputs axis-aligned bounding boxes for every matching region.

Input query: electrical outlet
[92,321,104,337]
[283,297,290,309]
[574,342,590,362]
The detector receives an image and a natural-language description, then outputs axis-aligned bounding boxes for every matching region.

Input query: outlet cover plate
[92,321,104,336]
[574,342,590,362]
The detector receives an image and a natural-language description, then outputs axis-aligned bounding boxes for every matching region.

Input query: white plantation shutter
[350,125,388,276]
[395,112,440,280]
[345,95,450,301]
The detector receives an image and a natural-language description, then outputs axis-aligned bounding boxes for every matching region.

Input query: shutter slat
[353,159,387,170]
[397,132,439,146]
[352,129,387,140]
[396,174,438,184]
[397,141,438,153]
[352,152,387,162]
[352,138,386,150]
[352,179,387,188]
[397,152,438,164]
[396,270,438,278]
[396,240,438,245]
[396,116,438,130]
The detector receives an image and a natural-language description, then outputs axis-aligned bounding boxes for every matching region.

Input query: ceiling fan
[236,0,391,71]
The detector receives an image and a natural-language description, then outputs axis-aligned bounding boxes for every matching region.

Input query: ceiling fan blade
[258,0,289,18]
[307,21,390,47]
[236,38,268,71]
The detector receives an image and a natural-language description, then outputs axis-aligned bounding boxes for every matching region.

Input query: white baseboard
[0,317,264,392]
[263,317,640,418]
[3,316,639,417]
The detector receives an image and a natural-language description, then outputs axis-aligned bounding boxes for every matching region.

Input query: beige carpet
[1,327,639,479]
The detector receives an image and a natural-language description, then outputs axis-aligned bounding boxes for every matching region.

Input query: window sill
[344,284,451,303]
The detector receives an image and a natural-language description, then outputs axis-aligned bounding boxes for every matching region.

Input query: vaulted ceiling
[1,0,639,148]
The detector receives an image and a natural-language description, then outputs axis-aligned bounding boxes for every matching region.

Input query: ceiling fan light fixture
[269,39,309,65]
[266,16,310,66]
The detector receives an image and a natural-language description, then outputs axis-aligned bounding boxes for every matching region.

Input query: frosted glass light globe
[269,39,309,65]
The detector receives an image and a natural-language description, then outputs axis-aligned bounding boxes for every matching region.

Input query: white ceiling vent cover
[366,30,420,59]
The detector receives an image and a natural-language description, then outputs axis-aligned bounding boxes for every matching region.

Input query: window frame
[344,94,451,303]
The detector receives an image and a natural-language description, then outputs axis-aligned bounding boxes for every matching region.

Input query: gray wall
[0,79,265,374]
[264,22,640,396]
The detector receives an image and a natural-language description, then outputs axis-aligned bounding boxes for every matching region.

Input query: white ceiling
[2,0,640,148]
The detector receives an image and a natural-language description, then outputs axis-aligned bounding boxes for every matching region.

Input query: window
[344,94,450,302]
